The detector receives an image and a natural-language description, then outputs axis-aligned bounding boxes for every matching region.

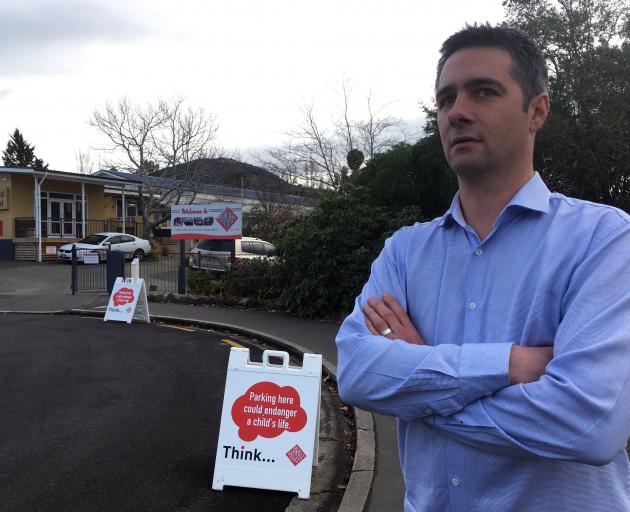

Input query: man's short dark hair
[436,24,549,110]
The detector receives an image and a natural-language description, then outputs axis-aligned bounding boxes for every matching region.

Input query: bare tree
[75,149,94,174]
[153,99,219,178]
[90,97,221,236]
[90,97,166,173]
[356,92,403,158]
[242,189,302,240]
[262,83,411,189]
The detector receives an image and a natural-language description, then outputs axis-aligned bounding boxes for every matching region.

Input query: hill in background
[167,158,320,198]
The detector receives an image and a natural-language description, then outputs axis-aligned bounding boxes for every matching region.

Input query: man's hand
[363,292,426,345]
[509,345,554,384]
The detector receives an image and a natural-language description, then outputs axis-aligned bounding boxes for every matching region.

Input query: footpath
[0,261,405,511]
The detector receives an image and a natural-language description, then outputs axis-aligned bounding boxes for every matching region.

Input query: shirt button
[484,391,492,397]
[451,478,460,487]
[475,248,483,256]
[424,407,432,415]
[469,302,477,310]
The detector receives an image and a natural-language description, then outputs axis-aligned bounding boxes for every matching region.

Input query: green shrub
[186,259,284,302]
[223,258,285,300]
[273,188,421,319]
[352,138,456,220]
[186,269,226,296]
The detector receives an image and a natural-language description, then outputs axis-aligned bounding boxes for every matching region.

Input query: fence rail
[189,252,232,273]
[15,218,144,239]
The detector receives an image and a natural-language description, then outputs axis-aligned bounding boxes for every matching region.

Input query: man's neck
[457,169,535,241]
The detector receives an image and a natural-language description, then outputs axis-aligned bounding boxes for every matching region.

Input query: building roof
[0,166,142,187]
[95,169,319,207]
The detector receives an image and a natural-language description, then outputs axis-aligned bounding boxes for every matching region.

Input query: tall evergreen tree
[2,129,48,169]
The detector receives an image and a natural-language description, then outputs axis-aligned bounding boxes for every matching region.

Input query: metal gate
[71,246,183,294]
[72,248,108,293]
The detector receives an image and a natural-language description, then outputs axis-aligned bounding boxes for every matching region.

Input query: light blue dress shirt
[336,173,630,511]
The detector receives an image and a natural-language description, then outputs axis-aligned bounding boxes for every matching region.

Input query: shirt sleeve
[336,229,513,419]
[425,224,630,466]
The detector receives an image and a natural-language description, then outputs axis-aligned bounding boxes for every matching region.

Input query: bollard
[130,257,140,280]
[71,244,77,294]
[178,239,185,294]
[106,249,125,294]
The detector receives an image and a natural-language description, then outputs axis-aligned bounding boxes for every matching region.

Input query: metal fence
[71,247,183,294]
[15,218,144,239]
[127,254,180,294]
[189,252,231,273]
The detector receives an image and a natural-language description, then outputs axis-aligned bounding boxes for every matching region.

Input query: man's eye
[478,88,497,98]
[438,96,454,109]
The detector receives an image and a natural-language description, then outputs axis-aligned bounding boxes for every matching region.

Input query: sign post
[212,348,322,499]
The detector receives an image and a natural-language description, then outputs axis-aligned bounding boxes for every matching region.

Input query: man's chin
[448,159,489,178]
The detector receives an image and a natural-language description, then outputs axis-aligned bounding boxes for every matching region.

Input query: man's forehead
[437,46,513,89]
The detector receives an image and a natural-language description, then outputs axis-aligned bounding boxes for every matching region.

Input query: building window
[38,192,88,238]
[116,200,137,218]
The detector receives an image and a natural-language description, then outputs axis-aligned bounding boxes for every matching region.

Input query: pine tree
[2,129,48,169]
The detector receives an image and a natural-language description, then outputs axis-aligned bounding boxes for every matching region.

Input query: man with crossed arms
[336,24,630,511]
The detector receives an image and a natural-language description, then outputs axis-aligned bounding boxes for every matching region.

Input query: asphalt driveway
[0,314,297,512]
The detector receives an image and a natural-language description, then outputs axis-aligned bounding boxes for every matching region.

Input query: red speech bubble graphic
[231,381,307,442]
[113,287,135,307]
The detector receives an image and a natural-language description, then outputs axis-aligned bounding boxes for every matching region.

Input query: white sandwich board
[103,277,150,323]
[212,348,322,499]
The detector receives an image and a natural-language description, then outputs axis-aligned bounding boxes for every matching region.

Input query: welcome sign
[212,349,321,499]
[170,203,242,240]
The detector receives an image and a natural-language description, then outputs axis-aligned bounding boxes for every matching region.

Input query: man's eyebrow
[436,77,507,101]
[464,77,507,92]
[435,85,455,102]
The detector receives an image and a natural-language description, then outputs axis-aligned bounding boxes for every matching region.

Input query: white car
[57,232,151,262]
[189,236,276,272]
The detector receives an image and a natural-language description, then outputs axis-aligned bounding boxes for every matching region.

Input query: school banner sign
[170,203,242,240]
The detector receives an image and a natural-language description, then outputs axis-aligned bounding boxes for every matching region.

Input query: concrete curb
[1,309,375,512]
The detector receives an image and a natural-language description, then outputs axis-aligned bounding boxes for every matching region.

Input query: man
[336,24,630,511]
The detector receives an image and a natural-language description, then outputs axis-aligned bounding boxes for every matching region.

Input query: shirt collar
[437,172,551,228]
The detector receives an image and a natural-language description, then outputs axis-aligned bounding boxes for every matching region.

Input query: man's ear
[529,92,550,134]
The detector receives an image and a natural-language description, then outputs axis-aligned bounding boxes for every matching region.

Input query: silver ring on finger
[380,327,392,337]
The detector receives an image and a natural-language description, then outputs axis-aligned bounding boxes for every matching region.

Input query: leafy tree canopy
[504,0,630,211]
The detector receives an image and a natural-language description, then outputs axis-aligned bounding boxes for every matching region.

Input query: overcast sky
[0,0,505,172]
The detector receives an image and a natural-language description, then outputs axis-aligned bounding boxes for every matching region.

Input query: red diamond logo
[286,444,307,466]
[217,207,238,232]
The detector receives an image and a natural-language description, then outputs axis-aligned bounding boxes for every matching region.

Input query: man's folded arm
[424,225,630,466]
[336,232,513,418]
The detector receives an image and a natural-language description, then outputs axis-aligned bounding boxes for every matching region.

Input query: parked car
[189,236,276,272]
[57,232,151,262]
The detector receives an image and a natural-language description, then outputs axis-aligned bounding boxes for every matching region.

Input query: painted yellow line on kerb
[161,324,195,332]
[222,338,245,349]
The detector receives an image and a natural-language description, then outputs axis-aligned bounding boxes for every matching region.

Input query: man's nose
[447,94,474,126]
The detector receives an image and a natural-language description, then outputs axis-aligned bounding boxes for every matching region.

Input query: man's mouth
[451,136,480,148]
